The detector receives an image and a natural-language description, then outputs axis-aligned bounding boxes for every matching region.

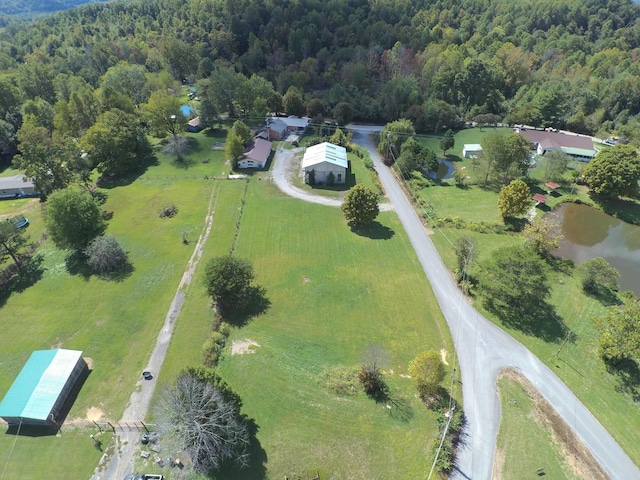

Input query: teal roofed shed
[0,349,87,426]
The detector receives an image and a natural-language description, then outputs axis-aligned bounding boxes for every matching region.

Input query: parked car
[143,475,164,480]
[142,371,153,380]
[123,475,143,480]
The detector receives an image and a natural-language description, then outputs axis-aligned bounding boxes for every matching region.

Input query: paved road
[89,185,220,480]
[345,126,639,480]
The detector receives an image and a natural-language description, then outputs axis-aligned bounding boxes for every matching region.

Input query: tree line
[2,0,640,169]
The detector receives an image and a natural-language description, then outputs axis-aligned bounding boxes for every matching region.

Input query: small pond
[552,203,640,296]
[428,159,454,180]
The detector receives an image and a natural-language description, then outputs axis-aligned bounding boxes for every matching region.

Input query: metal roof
[0,175,34,190]
[0,349,83,421]
[301,142,348,169]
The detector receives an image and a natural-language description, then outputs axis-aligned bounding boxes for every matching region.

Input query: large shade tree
[341,185,380,225]
[44,188,106,251]
[582,144,640,198]
[81,108,152,178]
[477,244,550,314]
[594,299,640,363]
[204,255,261,318]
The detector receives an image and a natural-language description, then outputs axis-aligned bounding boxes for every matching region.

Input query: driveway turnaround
[345,126,639,480]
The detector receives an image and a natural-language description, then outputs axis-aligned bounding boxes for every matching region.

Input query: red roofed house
[515,127,597,162]
[238,138,272,169]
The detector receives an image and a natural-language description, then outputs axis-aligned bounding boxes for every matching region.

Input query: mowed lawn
[208,176,455,478]
[0,131,236,479]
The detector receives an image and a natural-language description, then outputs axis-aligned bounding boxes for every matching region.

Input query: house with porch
[265,116,310,140]
[301,142,348,185]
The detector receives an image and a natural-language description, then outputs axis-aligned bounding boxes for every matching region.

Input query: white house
[237,138,272,169]
[301,142,348,185]
[0,175,38,199]
[462,144,482,158]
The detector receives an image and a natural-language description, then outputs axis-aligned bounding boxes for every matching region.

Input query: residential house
[237,138,272,169]
[301,142,348,184]
[0,175,38,199]
[462,144,483,158]
[515,127,597,162]
[265,116,310,140]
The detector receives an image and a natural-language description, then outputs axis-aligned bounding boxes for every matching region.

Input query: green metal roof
[560,146,596,158]
[0,349,82,421]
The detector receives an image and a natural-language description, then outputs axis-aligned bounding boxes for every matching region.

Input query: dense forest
[0,0,108,17]
[2,0,640,174]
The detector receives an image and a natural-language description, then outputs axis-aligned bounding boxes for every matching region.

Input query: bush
[159,202,178,218]
[358,364,387,396]
[84,235,128,274]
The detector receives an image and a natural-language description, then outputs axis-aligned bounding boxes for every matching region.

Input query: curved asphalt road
[335,126,638,480]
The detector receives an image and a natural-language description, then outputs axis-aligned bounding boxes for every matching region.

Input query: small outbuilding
[302,142,348,185]
[237,138,272,169]
[187,117,202,132]
[462,144,483,158]
[0,175,38,199]
[0,349,88,427]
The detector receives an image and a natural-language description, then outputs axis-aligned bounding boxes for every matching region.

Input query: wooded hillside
[2,0,640,167]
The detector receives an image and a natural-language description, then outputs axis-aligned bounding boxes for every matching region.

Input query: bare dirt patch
[303,276,310,283]
[440,348,449,365]
[86,407,105,422]
[231,339,260,355]
[497,368,608,480]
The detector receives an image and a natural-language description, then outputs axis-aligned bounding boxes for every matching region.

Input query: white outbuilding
[462,144,483,158]
[301,142,348,185]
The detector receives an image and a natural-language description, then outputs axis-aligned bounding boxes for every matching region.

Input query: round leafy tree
[582,144,640,198]
[44,188,106,251]
[408,350,446,397]
[204,255,256,317]
[341,185,380,225]
[497,179,531,218]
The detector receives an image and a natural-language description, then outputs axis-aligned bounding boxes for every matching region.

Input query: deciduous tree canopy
[582,144,640,198]
[341,185,380,225]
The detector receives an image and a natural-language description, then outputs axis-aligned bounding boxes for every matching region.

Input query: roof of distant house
[463,144,483,151]
[268,116,310,129]
[245,138,272,163]
[188,117,200,127]
[267,118,287,132]
[0,349,83,421]
[302,142,348,169]
[517,129,595,152]
[0,175,34,190]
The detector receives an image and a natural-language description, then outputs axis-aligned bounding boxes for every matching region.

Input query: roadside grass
[419,184,503,224]
[495,375,581,480]
[208,176,456,478]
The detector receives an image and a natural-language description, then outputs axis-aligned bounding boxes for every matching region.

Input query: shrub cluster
[159,202,178,218]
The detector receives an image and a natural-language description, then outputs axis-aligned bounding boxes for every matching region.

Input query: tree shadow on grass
[365,384,414,423]
[584,286,623,307]
[591,194,640,225]
[212,418,267,480]
[349,221,395,240]
[502,216,529,232]
[97,152,159,189]
[488,300,568,343]
[607,358,640,402]
[0,254,45,308]
[225,286,271,327]
[65,251,134,282]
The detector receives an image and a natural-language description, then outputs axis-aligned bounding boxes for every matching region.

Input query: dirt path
[90,183,220,480]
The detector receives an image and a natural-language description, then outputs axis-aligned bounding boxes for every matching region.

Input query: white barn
[301,142,348,185]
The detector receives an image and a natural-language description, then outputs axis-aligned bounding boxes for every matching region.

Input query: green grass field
[212,177,454,478]
[0,130,453,479]
[495,374,580,480]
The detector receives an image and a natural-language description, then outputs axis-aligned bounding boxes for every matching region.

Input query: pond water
[553,203,640,295]
[428,159,454,180]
